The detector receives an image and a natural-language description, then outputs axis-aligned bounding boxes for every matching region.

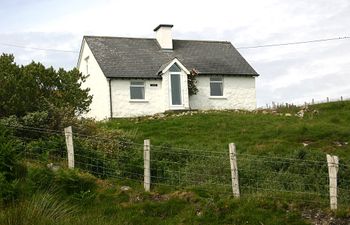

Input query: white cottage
[77,24,259,120]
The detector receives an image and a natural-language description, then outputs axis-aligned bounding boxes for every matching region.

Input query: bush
[0,124,26,204]
[55,169,97,195]
[0,53,92,118]
[26,165,55,193]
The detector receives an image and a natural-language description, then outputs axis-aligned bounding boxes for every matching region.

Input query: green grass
[0,178,313,225]
[2,101,350,224]
[102,101,350,161]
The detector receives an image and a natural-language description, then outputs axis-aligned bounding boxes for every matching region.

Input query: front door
[170,73,182,106]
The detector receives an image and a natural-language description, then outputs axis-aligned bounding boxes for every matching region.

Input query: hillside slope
[104,101,350,161]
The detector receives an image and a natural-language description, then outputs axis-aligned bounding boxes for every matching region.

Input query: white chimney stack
[154,24,173,50]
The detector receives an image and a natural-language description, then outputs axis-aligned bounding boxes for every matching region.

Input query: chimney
[154,24,173,50]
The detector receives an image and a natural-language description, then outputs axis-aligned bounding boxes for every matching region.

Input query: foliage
[26,165,55,193]
[187,69,199,96]
[55,169,97,195]
[0,53,92,118]
[0,124,26,204]
[0,192,75,225]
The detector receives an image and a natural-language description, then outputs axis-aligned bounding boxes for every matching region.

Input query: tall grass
[0,192,75,225]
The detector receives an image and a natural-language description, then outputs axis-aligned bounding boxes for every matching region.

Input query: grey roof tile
[84,36,258,78]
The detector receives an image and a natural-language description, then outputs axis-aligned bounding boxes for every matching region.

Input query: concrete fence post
[229,143,240,198]
[144,139,151,192]
[64,126,74,169]
[327,154,339,210]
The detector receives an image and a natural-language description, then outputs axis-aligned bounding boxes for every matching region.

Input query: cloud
[1,0,350,106]
[0,32,80,69]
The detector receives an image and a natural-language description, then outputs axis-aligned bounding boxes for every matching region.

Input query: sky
[1,0,350,107]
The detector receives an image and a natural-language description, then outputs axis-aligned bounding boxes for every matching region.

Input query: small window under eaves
[169,63,181,72]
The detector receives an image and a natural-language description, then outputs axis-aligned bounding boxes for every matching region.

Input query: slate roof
[83,36,258,79]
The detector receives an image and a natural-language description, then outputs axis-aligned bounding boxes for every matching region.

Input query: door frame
[168,72,184,109]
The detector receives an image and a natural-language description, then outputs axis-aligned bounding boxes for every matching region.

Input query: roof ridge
[84,35,155,40]
[174,39,230,44]
[84,35,231,44]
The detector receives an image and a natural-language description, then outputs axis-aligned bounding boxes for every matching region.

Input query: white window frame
[130,81,145,100]
[210,76,224,97]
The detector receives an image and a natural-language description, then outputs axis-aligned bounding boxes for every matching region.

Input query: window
[169,63,181,72]
[130,81,145,99]
[210,77,223,96]
[84,56,89,74]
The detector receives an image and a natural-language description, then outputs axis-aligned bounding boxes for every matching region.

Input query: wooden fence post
[144,139,151,192]
[229,143,240,198]
[327,154,339,210]
[64,126,74,169]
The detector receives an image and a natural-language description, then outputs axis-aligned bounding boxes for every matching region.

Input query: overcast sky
[1,0,350,106]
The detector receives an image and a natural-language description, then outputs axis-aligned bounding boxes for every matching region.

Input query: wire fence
[4,124,350,209]
[263,96,350,109]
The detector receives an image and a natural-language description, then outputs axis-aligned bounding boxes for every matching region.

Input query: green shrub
[0,124,26,204]
[55,169,97,195]
[26,165,55,193]
[25,136,66,159]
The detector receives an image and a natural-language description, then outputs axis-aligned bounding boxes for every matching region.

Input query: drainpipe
[108,78,113,119]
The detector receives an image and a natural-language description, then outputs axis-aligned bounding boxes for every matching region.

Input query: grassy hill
[103,101,350,161]
[1,101,350,225]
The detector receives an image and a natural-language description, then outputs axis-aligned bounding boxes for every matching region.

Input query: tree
[0,53,92,118]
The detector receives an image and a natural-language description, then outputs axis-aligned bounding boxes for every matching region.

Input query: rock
[296,110,305,118]
[120,186,131,191]
[157,113,165,118]
[47,163,60,172]
[262,110,268,114]
[285,113,292,117]
[196,210,203,217]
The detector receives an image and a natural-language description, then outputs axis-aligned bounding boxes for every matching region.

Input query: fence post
[64,126,74,169]
[341,96,343,101]
[312,98,315,105]
[229,143,240,198]
[327,154,339,210]
[144,139,151,192]
[327,97,330,103]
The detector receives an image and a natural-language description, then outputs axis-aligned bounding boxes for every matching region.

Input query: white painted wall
[110,68,190,118]
[78,40,110,120]
[111,79,165,117]
[189,76,256,110]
